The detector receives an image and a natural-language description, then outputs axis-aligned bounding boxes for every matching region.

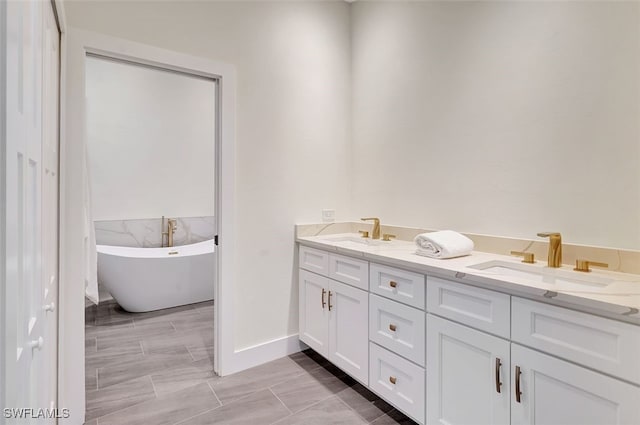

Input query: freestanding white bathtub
[97,239,215,312]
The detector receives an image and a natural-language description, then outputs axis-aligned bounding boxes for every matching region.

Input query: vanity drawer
[426,277,510,339]
[512,297,640,385]
[369,294,425,366]
[370,263,425,309]
[329,253,369,290]
[299,245,329,276]
[369,342,425,424]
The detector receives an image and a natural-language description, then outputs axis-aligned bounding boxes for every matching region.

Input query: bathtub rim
[96,239,215,258]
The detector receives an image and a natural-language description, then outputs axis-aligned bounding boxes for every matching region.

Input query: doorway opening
[81,52,219,421]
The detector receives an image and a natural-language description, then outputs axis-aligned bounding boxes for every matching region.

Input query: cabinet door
[511,344,640,425]
[427,315,510,425]
[328,280,369,384]
[299,270,329,357]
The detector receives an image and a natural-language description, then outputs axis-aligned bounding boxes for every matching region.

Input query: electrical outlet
[322,209,335,223]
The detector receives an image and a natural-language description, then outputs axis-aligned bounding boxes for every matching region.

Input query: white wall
[85,55,215,220]
[66,0,639,357]
[352,1,640,250]
[65,1,352,350]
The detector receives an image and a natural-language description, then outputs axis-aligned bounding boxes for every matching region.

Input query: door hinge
[214,235,219,246]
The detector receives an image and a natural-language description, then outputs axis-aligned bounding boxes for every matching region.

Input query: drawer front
[329,253,369,290]
[369,294,425,366]
[370,263,425,309]
[427,277,510,339]
[299,245,329,276]
[512,297,640,385]
[369,343,425,424]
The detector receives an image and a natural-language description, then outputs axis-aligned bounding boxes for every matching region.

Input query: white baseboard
[226,334,307,375]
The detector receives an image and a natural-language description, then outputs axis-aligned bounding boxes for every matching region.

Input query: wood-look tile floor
[85,300,416,425]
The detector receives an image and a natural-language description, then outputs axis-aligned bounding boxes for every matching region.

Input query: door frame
[60,28,236,424]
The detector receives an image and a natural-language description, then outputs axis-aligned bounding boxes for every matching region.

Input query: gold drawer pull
[389,376,397,385]
[389,281,397,288]
[389,324,397,332]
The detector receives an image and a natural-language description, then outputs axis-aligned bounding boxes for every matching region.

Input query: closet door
[41,1,60,416]
[3,0,60,417]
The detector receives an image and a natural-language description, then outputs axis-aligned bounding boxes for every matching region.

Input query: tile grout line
[171,383,226,425]
[149,375,159,399]
[269,394,338,425]
[206,380,223,407]
[266,369,314,391]
[334,391,374,424]
[201,366,309,407]
[186,346,196,362]
[268,387,293,415]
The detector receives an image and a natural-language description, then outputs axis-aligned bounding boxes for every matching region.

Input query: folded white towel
[414,230,474,259]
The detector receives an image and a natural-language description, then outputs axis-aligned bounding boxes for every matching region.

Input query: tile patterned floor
[85,300,416,425]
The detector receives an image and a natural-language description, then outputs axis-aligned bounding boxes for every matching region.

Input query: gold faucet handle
[361,217,380,224]
[537,232,561,239]
[511,251,535,264]
[574,259,608,273]
[358,230,369,238]
[382,234,396,242]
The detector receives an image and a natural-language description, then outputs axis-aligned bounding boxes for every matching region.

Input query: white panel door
[299,270,329,357]
[511,344,640,425]
[427,315,510,425]
[328,279,368,384]
[4,0,59,418]
[41,1,60,417]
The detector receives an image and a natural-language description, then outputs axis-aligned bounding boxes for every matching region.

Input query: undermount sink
[468,260,614,290]
[319,235,387,246]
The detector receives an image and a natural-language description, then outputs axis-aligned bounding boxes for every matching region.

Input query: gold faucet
[163,218,177,247]
[537,232,562,268]
[361,217,381,239]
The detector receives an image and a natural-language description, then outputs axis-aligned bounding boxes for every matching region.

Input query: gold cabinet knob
[510,251,535,264]
[389,376,397,385]
[382,233,396,242]
[358,230,369,238]
[389,280,397,288]
[389,324,397,332]
[574,259,608,272]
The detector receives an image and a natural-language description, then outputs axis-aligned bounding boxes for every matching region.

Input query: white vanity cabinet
[427,314,511,425]
[298,242,640,425]
[427,282,640,425]
[511,344,640,425]
[298,248,369,384]
[299,269,330,357]
[328,278,369,384]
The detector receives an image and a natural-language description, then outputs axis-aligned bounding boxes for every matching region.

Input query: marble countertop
[297,233,640,326]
